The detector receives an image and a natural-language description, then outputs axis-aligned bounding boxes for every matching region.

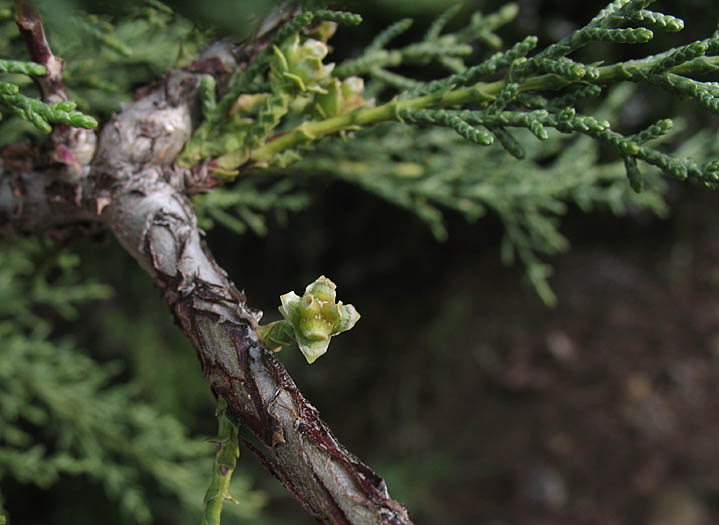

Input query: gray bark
[0,41,412,525]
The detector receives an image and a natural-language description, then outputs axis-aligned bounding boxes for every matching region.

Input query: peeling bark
[0,16,412,525]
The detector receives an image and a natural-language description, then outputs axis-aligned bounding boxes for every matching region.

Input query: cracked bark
[0,12,413,525]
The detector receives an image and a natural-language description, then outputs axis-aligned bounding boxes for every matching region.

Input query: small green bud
[54,101,78,112]
[272,34,335,93]
[618,139,640,155]
[231,94,271,116]
[558,107,575,120]
[277,275,360,363]
[701,160,719,182]
[315,76,367,118]
[305,21,337,43]
[0,82,19,95]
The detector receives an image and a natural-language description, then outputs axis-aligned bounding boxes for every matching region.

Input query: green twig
[0,81,97,132]
[251,53,719,184]
[0,58,45,75]
[202,397,240,525]
[186,2,719,190]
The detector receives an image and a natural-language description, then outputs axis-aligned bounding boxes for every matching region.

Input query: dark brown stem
[15,0,67,103]
[14,1,97,176]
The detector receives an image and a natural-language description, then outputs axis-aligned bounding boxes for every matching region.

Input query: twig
[14,0,97,177]
[202,397,240,525]
[14,0,67,103]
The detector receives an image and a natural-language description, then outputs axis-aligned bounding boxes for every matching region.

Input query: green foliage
[0,59,46,75]
[181,0,719,188]
[0,0,198,143]
[0,86,96,132]
[291,85,673,305]
[179,8,365,171]
[41,0,199,114]
[177,0,718,303]
[0,56,96,133]
[194,174,311,236]
[0,1,698,305]
[0,238,113,328]
[0,1,714,523]
[0,239,266,523]
[335,4,518,81]
[0,3,99,135]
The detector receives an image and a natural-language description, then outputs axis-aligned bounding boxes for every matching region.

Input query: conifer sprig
[0,58,45,75]
[0,62,97,132]
[0,83,97,132]
[208,10,361,129]
[400,35,538,99]
[180,9,362,168]
[209,2,718,189]
[281,84,679,305]
[181,1,719,303]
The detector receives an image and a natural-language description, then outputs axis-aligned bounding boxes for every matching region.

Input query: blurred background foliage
[0,0,718,524]
[0,238,266,524]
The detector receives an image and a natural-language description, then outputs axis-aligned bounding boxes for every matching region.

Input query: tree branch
[0,54,412,525]
[15,0,66,104]
[14,1,96,178]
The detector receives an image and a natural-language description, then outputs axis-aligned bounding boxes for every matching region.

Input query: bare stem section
[15,0,67,103]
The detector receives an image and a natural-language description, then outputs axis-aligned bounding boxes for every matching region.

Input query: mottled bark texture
[0,16,412,525]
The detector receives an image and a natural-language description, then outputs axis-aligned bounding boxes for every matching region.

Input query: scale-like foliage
[176,0,719,303]
[194,174,311,235]
[0,0,197,143]
[181,0,719,188]
[291,85,677,305]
